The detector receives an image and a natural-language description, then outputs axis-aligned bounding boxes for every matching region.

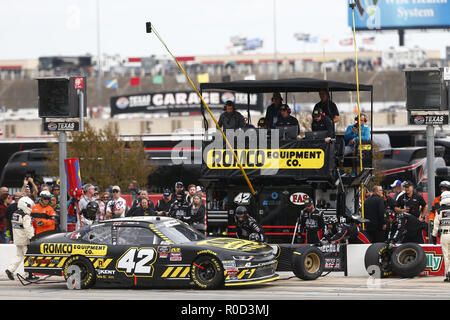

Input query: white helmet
[441,191,450,206]
[17,196,35,214]
[40,190,52,199]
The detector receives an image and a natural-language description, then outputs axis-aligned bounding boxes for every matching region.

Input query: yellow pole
[149,24,256,195]
[350,2,366,225]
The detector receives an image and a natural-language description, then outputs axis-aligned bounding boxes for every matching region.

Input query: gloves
[432,236,437,245]
[320,239,329,246]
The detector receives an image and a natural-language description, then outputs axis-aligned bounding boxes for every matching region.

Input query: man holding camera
[106,186,127,219]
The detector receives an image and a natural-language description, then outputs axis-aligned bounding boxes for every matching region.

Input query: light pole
[96,0,102,108]
[273,0,278,80]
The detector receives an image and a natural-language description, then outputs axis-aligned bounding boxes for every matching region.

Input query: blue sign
[349,0,450,30]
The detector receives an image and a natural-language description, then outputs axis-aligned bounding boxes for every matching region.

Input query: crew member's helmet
[440,191,450,206]
[17,196,35,215]
[84,201,99,221]
[235,206,248,222]
[40,190,52,201]
[440,181,450,190]
[303,196,313,207]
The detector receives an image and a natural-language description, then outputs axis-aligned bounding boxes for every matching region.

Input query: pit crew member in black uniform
[234,206,266,243]
[265,92,283,129]
[168,191,192,223]
[80,200,99,227]
[385,210,408,244]
[155,189,173,216]
[311,107,334,143]
[314,88,340,125]
[296,197,324,244]
[321,215,371,245]
[275,104,300,136]
[395,181,428,243]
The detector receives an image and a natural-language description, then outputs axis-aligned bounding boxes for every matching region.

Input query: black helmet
[235,206,248,219]
[303,196,313,207]
[84,201,99,221]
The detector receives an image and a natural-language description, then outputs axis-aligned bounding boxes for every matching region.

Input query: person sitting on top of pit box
[311,107,334,143]
[343,113,371,177]
[218,100,245,130]
[275,104,300,137]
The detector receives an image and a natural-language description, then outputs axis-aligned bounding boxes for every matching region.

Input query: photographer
[128,190,155,217]
[106,186,127,219]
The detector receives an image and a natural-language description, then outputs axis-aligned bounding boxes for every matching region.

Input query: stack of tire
[364,243,427,278]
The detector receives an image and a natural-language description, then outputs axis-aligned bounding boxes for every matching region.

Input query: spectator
[128,189,155,217]
[106,186,127,219]
[314,88,340,124]
[190,193,206,232]
[31,190,57,236]
[97,192,110,221]
[78,184,96,228]
[265,92,283,129]
[51,184,60,201]
[0,186,9,197]
[186,184,197,204]
[218,100,245,130]
[21,177,38,201]
[0,192,11,243]
[128,198,155,217]
[155,189,173,216]
[395,181,428,243]
[5,192,23,243]
[128,180,140,202]
[364,186,387,243]
[311,107,334,143]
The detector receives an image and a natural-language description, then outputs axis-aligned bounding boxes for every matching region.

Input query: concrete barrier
[0,244,24,276]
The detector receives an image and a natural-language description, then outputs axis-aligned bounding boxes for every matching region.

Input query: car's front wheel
[190,255,224,289]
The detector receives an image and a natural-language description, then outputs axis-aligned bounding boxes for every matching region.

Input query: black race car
[24,216,279,289]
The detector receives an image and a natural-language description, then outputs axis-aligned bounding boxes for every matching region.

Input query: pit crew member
[5,197,36,281]
[432,191,450,282]
[168,190,192,223]
[234,206,266,243]
[321,216,370,245]
[296,197,324,244]
[31,190,57,236]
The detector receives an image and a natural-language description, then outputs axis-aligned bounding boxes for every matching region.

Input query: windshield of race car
[156,221,206,243]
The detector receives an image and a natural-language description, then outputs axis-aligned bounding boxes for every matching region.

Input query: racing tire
[63,255,96,289]
[391,243,427,278]
[292,245,325,281]
[191,255,224,290]
[364,243,393,278]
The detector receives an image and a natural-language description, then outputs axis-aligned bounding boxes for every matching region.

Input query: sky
[0,0,450,60]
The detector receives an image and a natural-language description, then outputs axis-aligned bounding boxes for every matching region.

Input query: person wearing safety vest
[31,190,57,236]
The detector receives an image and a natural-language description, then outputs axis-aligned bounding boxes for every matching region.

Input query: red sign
[74,77,84,89]
[130,77,141,86]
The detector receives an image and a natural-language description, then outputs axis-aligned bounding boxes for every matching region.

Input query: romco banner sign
[110,90,263,116]
[349,0,450,30]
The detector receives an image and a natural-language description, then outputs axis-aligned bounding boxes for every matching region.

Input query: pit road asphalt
[1,272,449,300]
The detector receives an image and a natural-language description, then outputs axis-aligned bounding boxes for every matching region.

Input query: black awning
[200,77,373,93]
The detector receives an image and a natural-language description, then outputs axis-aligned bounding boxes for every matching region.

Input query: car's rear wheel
[364,243,393,278]
[63,256,96,289]
[190,255,224,289]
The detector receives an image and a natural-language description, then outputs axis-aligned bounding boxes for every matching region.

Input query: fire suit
[386,212,408,244]
[432,203,450,280]
[297,208,324,244]
[323,222,370,244]
[234,216,266,243]
[6,208,35,274]
[31,203,57,236]
[168,199,192,224]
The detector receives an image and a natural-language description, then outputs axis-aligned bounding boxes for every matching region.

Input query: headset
[355,114,368,123]
[223,101,236,111]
